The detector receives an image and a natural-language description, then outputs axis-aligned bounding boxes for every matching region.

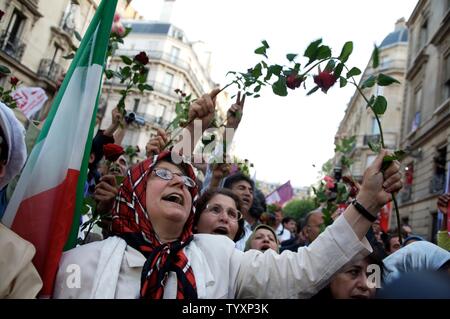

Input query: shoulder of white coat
[192,233,237,253]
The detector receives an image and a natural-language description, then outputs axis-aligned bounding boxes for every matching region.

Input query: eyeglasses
[205,203,242,221]
[152,168,196,188]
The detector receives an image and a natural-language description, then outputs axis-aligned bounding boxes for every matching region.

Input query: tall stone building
[334,19,408,182]
[0,0,139,120]
[397,0,450,241]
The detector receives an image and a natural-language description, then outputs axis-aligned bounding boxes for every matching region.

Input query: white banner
[12,87,48,119]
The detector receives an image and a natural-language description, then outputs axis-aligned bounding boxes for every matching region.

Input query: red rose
[313,71,337,93]
[10,76,19,86]
[103,143,125,162]
[286,73,303,90]
[134,51,149,65]
[0,10,5,21]
[113,13,121,23]
[323,175,335,189]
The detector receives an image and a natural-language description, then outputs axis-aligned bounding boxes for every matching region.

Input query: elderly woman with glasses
[53,90,403,299]
[193,188,245,242]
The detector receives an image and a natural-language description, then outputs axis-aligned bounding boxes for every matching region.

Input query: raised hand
[357,150,402,215]
[187,88,220,131]
[146,128,169,157]
[226,91,246,130]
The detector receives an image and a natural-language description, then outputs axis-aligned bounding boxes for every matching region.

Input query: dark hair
[303,209,322,226]
[223,172,255,191]
[0,125,8,163]
[311,252,385,299]
[194,188,245,242]
[282,216,295,225]
[249,188,266,220]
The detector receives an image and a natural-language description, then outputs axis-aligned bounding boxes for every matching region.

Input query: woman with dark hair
[311,252,384,299]
[194,188,245,242]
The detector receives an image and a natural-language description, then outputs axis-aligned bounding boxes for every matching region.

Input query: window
[163,72,174,92]
[401,162,413,203]
[2,9,26,58]
[380,57,391,69]
[443,54,450,102]
[429,146,447,194]
[418,19,428,51]
[169,46,180,64]
[410,87,422,132]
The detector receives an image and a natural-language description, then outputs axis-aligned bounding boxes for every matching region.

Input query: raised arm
[233,150,402,298]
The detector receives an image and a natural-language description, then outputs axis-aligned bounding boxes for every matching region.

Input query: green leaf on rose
[254,46,267,58]
[74,31,83,42]
[306,86,319,96]
[269,64,283,76]
[368,141,381,153]
[304,39,323,66]
[63,53,75,60]
[294,63,301,72]
[377,73,400,86]
[0,65,11,74]
[115,176,125,185]
[334,63,344,78]
[104,69,114,79]
[361,75,377,89]
[120,66,131,78]
[372,45,380,69]
[120,55,133,65]
[338,41,353,63]
[262,40,270,48]
[346,67,361,78]
[286,53,297,62]
[272,77,288,96]
[373,95,387,115]
[316,45,332,60]
[340,77,348,88]
[251,63,262,78]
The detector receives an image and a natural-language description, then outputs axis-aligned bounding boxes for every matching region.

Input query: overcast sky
[131,0,418,188]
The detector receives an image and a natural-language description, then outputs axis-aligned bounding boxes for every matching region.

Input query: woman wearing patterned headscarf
[53,91,404,299]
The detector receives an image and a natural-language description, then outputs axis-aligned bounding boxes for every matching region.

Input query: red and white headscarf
[111,151,199,299]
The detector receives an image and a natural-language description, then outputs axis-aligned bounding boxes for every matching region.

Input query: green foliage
[346,67,361,78]
[338,41,353,63]
[282,198,316,221]
[371,45,380,68]
[377,73,400,86]
[372,95,387,115]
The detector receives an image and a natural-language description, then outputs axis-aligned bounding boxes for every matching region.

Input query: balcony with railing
[362,133,397,149]
[37,59,63,83]
[0,31,26,61]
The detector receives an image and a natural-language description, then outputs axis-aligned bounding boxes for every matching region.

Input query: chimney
[394,17,406,31]
[160,0,175,23]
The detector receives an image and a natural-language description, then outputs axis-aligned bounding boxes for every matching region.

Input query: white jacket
[53,215,371,299]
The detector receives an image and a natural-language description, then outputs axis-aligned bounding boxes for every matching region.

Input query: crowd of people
[0,87,449,299]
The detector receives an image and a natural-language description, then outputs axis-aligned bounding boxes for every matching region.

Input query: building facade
[334,19,408,182]
[397,0,450,241]
[98,19,224,156]
[0,0,138,120]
